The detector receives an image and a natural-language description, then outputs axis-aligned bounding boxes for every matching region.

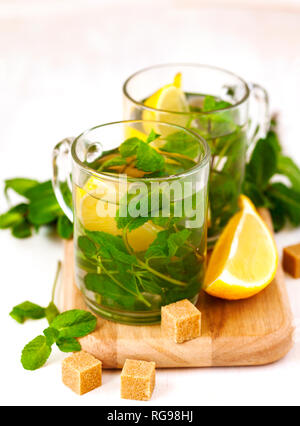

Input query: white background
[1,0,300,406]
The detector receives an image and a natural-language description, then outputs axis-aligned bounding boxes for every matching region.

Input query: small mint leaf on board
[10,302,46,324]
[50,309,97,339]
[56,337,81,353]
[43,327,59,346]
[45,302,60,325]
[4,178,39,197]
[57,215,73,239]
[21,335,52,371]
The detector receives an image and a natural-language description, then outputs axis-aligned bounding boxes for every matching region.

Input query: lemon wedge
[142,73,189,135]
[76,177,161,252]
[204,195,278,300]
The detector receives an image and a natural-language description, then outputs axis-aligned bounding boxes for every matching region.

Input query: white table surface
[1,0,300,406]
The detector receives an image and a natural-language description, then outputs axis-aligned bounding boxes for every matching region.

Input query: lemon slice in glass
[76,177,162,252]
[142,73,190,135]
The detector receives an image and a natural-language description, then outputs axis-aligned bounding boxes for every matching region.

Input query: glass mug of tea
[123,64,269,246]
[53,120,210,325]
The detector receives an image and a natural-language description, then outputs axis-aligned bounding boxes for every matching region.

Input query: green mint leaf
[85,273,129,298]
[0,202,29,230]
[84,273,137,310]
[116,190,151,231]
[78,236,98,257]
[116,207,150,231]
[43,327,59,346]
[242,181,271,208]
[45,302,60,325]
[264,129,282,154]
[270,201,286,232]
[0,210,23,229]
[246,136,277,189]
[5,178,39,197]
[167,229,191,257]
[57,215,73,239]
[161,131,201,159]
[203,95,231,112]
[84,268,144,304]
[25,181,54,201]
[21,335,52,371]
[268,183,300,226]
[86,230,126,252]
[277,155,300,190]
[146,129,161,144]
[136,142,165,172]
[100,156,127,170]
[56,337,81,353]
[145,230,169,259]
[50,309,97,339]
[85,231,137,265]
[138,275,163,295]
[119,137,141,158]
[12,220,32,238]
[28,197,61,225]
[10,302,46,324]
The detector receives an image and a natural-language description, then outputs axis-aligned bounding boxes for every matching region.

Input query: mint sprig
[243,116,300,231]
[1,179,73,239]
[10,262,98,371]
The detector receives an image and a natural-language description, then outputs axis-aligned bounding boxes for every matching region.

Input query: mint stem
[51,261,62,303]
[98,258,151,308]
[122,227,187,287]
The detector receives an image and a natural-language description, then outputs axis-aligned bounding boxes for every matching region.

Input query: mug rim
[71,119,211,184]
[123,63,250,115]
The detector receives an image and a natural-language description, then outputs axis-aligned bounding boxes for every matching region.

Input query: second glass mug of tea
[53,120,210,325]
[123,64,269,246]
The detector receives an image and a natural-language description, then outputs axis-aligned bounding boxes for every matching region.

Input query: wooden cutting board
[59,209,294,369]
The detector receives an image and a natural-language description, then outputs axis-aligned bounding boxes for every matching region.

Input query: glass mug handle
[247,83,270,145]
[52,137,75,223]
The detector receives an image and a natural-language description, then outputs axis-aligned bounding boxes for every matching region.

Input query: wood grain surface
[59,209,294,369]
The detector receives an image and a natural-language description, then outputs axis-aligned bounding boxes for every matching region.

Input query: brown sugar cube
[161,299,201,344]
[62,351,102,395]
[283,244,300,278]
[121,359,156,401]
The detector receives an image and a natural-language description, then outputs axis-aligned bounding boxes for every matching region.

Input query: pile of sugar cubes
[62,299,201,400]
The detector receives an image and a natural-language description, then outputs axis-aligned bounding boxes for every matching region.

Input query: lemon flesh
[76,177,161,252]
[204,195,278,300]
[142,73,189,135]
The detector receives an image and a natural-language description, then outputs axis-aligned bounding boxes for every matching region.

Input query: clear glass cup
[123,64,269,246]
[53,120,210,325]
